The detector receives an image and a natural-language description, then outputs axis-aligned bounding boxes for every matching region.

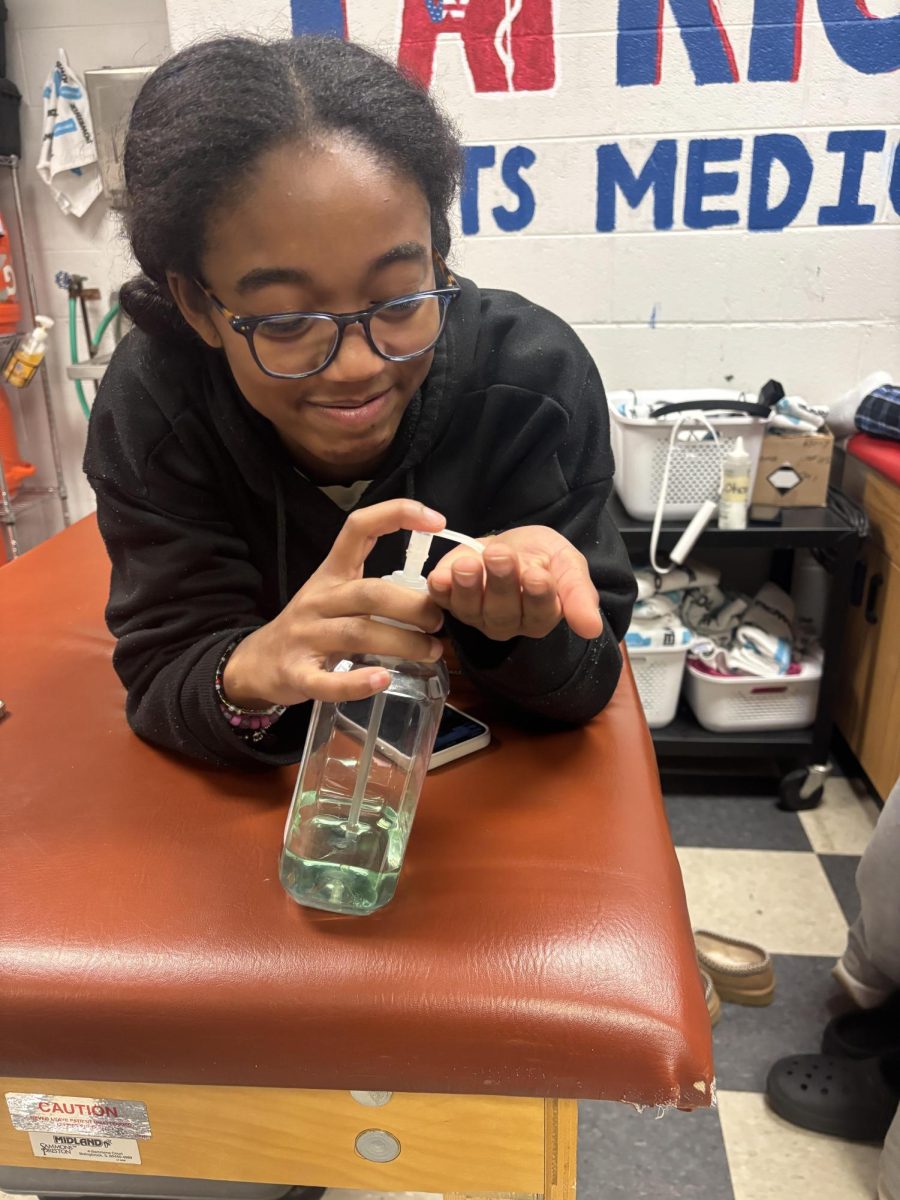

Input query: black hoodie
[84,276,636,768]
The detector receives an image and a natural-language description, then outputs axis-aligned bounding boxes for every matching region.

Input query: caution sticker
[6,1093,151,1140]
[28,1132,141,1164]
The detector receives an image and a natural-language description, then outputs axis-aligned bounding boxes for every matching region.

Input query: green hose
[69,296,91,421]
[68,298,120,420]
[92,302,120,350]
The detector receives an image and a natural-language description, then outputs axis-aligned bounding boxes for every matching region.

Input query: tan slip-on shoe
[694,929,775,1006]
[701,968,722,1026]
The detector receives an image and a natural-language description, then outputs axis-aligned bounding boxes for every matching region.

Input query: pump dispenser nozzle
[385,529,486,593]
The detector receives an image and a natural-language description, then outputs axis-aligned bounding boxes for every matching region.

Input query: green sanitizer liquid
[279,796,408,916]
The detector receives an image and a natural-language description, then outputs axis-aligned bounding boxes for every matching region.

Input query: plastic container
[684,657,822,733]
[3,315,53,389]
[607,390,767,520]
[791,548,830,639]
[280,527,485,916]
[628,641,690,728]
[718,435,751,530]
[0,210,21,335]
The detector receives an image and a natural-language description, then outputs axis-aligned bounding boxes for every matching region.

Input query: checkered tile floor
[1,775,882,1200]
[573,771,883,1200]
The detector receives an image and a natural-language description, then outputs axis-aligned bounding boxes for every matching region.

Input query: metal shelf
[1,487,63,524]
[610,493,853,553]
[66,353,111,381]
[0,155,70,559]
[613,489,863,778]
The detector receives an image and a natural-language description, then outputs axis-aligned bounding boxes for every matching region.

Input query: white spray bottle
[280,527,484,916]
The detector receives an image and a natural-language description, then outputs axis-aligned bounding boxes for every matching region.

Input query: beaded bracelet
[215,638,287,739]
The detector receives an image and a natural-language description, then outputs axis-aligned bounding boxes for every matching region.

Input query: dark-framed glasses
[197,250,461,381]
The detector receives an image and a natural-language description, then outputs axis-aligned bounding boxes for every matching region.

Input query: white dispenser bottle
[719,436,751,530]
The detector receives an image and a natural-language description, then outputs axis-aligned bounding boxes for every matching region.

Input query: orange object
[0,385,35,498]
[0,210,22,335]
[0,516,714,1108]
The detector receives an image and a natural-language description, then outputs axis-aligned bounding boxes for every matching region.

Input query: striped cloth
[856,384,900,443]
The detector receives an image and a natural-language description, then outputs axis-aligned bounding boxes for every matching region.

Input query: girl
[84,35,636,769]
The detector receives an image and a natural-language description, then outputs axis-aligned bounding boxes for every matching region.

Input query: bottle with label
[3,316,54,389]
[718,436,751,530]
[0,211,22,337]
[280,527,485,916]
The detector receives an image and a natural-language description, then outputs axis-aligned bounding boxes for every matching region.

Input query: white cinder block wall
[5,0,170,522]
[167,0,900,407]
[11,0,900,522]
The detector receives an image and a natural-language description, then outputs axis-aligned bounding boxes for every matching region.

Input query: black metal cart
[611,492,863,807]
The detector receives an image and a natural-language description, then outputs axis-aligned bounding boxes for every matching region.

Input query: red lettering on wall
[792,0,805,82]
[398,0,555,93]
[705,0,740,82]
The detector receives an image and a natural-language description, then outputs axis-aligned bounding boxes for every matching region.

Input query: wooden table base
[1,1078,576,1198]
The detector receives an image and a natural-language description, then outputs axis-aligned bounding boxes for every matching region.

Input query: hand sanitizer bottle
[3,316,54,389]
[280,527,485,916]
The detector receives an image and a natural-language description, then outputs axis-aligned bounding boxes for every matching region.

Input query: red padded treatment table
[0,517,713,1195]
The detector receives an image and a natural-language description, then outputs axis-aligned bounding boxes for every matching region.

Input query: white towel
[37,50,102,218]
[635,560,720,601]
[681,585,749,645]
[626,595,692,651]
[769,395,829,434]
[733,581,794,674]
[688,582,794,678]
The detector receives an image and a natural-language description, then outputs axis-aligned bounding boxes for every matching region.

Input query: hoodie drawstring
[274,473,288,611]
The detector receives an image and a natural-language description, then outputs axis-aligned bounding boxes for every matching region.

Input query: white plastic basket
[684,658,822,733]
[608,390,768,520]
[629,641,690,729]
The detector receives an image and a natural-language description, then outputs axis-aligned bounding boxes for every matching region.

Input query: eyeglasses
[197,249,461,381]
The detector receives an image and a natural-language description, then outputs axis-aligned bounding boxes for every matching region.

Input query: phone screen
[338,699,486,757]
[434,706,488,752]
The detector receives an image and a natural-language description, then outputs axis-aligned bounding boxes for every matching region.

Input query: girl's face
[170,138,438,483]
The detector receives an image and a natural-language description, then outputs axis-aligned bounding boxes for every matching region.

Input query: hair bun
[119,275,194,341]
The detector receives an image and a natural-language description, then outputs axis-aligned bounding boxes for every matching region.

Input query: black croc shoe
[766,1051,900,1142]
[822,992,900,1060]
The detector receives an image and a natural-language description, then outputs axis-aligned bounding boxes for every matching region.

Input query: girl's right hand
[222,500,447,708]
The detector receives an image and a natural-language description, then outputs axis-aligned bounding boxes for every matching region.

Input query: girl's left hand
[428,526,603,643]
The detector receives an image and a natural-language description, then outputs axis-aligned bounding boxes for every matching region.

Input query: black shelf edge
[610,492,856,551]
[650,709,814,758]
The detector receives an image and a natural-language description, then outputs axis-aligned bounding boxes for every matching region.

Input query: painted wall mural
[288,1,900,86]
[284,1,899,234]
[168,0,900,399]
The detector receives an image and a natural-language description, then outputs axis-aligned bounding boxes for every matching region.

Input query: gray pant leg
[841,777,900,1001]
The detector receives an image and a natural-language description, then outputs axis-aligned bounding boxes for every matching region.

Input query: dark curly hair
[119,35,462,340]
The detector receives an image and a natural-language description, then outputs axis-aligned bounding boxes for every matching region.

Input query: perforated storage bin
[684,658,822,733]
[628,642,690,729]
[607,390,767,520]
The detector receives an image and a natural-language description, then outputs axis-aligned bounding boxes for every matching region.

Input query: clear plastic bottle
[718,435,751,530]
[280,528,484,916]
[3,316,53,389]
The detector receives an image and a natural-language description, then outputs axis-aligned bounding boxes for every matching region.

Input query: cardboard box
[751,430,834,508]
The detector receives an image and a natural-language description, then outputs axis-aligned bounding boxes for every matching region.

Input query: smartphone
[429,704,491,770]
[337,701,491,772]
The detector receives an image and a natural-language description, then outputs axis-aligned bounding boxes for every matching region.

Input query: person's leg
[879,1105,900,1200]
[835,778,900,1008]
[766,778,900,1153]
